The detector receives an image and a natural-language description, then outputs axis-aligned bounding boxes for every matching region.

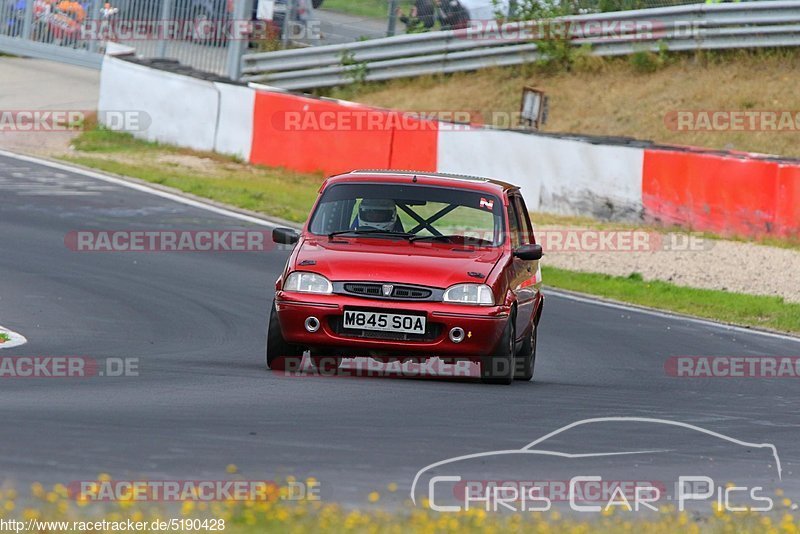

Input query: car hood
[294,237,505,288]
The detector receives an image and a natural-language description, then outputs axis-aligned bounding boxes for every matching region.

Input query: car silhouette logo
[382,284,394,296]
[410,416,783,505]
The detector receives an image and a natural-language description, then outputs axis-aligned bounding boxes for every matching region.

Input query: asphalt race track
[1,150,799,509]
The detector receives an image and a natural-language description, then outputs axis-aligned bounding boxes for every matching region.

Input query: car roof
[326,170,519,195]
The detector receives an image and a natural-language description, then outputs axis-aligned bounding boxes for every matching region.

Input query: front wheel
[266,301,303,371]
[514,326,537,381]
[481,319,514,385]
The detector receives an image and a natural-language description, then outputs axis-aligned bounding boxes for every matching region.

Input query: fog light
[449,327,465,343]
[305,316,320,333]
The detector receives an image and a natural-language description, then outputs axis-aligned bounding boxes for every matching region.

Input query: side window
[507,197,521,248]
[513,196,534,244]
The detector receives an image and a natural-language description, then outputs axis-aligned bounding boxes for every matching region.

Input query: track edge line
[0,149,303,230]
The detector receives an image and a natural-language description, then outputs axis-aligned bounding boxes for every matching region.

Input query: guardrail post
[156,0,173,57]
[226,0,253,80]
[21,0,34,40]
[282,0,294,47]
[387,0,399,37]
[88,0,102,53]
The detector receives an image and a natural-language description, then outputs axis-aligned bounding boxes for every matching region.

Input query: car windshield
[308,183,504,246]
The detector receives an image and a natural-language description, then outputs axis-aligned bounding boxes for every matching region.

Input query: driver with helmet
[355,198,404,232]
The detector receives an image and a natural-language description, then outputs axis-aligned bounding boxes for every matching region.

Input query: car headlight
[443,283,494,305]
[284,272,332,294]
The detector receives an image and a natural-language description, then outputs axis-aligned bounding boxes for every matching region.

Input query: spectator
[398,0,435,33]
[437,0,469,30]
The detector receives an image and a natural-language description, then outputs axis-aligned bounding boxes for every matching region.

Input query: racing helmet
[358,198,397,231]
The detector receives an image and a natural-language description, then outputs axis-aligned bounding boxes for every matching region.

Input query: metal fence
[0,0,104,67]
[0,0,259,75]
[3,0,799,83]
[242,1,800,89]
[321,0,712,38]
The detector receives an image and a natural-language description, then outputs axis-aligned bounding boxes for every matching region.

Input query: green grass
[321,0,410,20]
[65,129,322,223]
[543,267,800,334]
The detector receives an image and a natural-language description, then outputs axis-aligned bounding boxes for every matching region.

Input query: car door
[509,193,538,336]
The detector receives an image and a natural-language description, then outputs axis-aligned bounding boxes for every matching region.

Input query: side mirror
[272,227,300,245]
[514,243,543,261]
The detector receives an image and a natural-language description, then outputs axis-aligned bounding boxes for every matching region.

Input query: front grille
[344,283,383,297]
[392,287,432,299]
[343,283,433,300]
[329,316,441,342]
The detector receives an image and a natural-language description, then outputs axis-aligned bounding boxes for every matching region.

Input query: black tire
[514,325,537,381]
[481,319,514,385]
[266,301,303,371]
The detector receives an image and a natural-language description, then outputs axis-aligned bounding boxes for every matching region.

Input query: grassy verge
[62,128,800,336]
[543,267,800,334]
[64,129,322,223]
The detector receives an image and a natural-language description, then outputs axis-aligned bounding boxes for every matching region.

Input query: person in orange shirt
[54,0,85,22]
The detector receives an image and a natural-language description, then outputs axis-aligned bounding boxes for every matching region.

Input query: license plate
[342,310,426,334]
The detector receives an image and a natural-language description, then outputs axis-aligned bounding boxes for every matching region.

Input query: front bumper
[275,291,510,359]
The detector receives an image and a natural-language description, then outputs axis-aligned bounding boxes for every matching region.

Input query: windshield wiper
[328,229,415,240]
[408,235,453,243]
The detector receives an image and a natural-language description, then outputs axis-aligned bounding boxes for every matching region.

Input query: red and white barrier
[214,82,256,160]
[249,90,439,175]
[642,148,800,237]
[437,128,644,218]
[99,58,219,152]
[98,55,800,239]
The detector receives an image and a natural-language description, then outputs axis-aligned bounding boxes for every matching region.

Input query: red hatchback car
[267,170,544,384]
